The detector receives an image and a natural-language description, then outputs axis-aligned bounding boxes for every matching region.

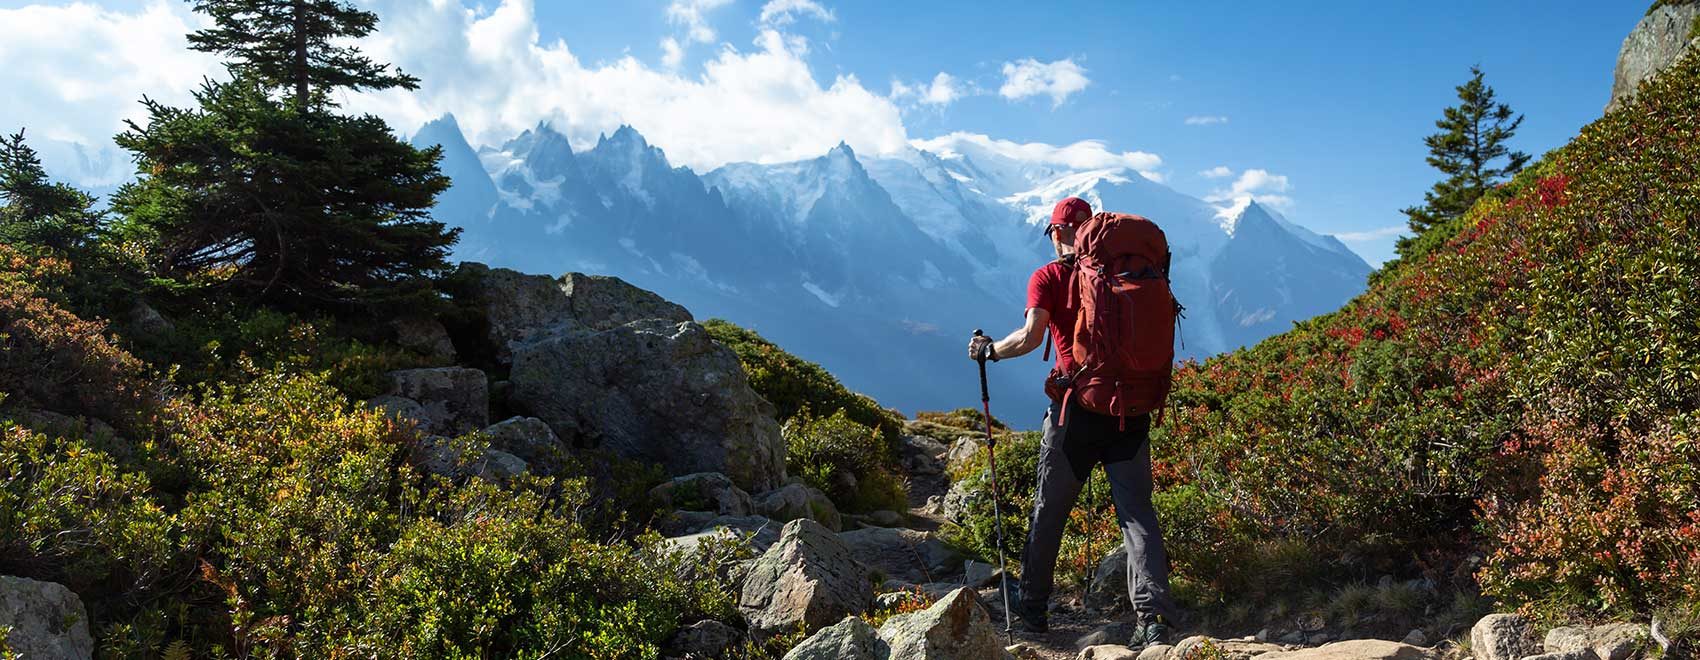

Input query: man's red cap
[1047,196,1092,235]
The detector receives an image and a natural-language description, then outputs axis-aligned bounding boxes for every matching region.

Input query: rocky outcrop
[510,319,786,492]
[454,263,692,362]
[755,483,843,532]
[739,519,872,639]
[837,527,963,585]
[781,616,887,660]
[414,434,527,482]
[1608,2,1700,111]
[875,587,1013,660]
[0,576,93,659]
[651,473,754,517]
[899,435,947,476]
[1471,613,1540,660]
[381,367,489,436]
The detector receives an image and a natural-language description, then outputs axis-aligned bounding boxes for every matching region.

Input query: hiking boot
[1012,600,1048,634]
[1128,617,1171,649]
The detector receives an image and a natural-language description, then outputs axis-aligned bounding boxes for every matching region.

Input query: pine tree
[113,1,456,312]
[186,0,417,109]
[0,129,104,253]
[1401,66,1530,237]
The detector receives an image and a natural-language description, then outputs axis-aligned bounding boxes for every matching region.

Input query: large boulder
[414,435,527,482]
[0,576,93,659]
[1470,613,1540,660]
[755,483,843,532]
[1258,639,1441,659]
[385,367,489,436]
[875,587,1013,660]
[651,473,754,517]
[899,435,947,475]
[782,616,888,660]
[1546,623,1647,660]
[1608,2,1700,111]
[838,527,963,585]
[739,519,873,639]
[511,319,785,492]
[453,263,693,362]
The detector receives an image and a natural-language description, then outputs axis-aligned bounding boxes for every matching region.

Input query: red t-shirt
[1026,260,1077,375]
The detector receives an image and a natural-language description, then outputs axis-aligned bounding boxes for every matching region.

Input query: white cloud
[1199,165,1232,178]
[998,57,1089,107]
[891,72,964,108]
[346,1,909,170]
[912,131,1160,173]
[1332,225,1406,242]
[1184,115,1228,126]
[659,37,684,68]
[1204,168,1294,214]
[759,0,835,26]
[666,0,733,44]
[0,1,220,146]
[0,0,910,173]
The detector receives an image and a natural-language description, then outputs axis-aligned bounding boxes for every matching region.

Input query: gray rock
[663,619,741,659]
[838,527,963,585]
[454,263,693,363]
[1608,2,1700,111]
[482,416,565,473]
[366,395,427,428]
[1587,622,1645,660]
[781,616,887,660]
[739,519,873,639]
[876,587,1012,660]
[1258,640,1441,659]
[755,483,843,532]
[945,438,983,474]
[128,300,173,336]
[651,473,754,517]
[1471,613,1540,660]
[1086,545,1129,612]
[1135,645,1171,660]
[866,510,906,528]
[1007,642,1044,659]
[1075,622,1134,650]
[390,315,456,362]
[1402,628,1429,647]
[1520,652,1598,660]
[387,367,489,436]
[1170,636,1212,659]
[1545,626,1590,654]
[0,575,93,660]
[941,481,975,523]
[962,560,1002,589]
[900,435,947,475]
[666,515,783,555]
[511,319,785,492]
[415,435,527,482]
[1078,645,1138,660]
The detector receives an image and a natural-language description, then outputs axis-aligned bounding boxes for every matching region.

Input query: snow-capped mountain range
[413,114,1371,420]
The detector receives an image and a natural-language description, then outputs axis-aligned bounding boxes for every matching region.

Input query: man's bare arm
[968,307,1050,361]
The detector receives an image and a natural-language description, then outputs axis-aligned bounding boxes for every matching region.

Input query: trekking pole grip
[973,329,990,402]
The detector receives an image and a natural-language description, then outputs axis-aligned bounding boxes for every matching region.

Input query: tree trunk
[293,0,309,109]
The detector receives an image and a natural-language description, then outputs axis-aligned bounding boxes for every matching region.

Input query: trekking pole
[973,329,1015,645]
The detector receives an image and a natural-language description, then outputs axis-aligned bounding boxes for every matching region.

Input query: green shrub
[702,318,904,446]
[1149,47,1700,620]
[783,408,907,513]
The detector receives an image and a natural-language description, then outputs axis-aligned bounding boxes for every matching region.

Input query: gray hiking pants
[1017,400,1179,624]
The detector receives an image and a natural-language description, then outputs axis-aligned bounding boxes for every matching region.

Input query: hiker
[967,196,1181,648]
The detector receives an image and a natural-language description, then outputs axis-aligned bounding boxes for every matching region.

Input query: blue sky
[0,1,1647,265]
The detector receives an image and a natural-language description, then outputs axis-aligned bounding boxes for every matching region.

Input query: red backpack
[1058,211,1180,429]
